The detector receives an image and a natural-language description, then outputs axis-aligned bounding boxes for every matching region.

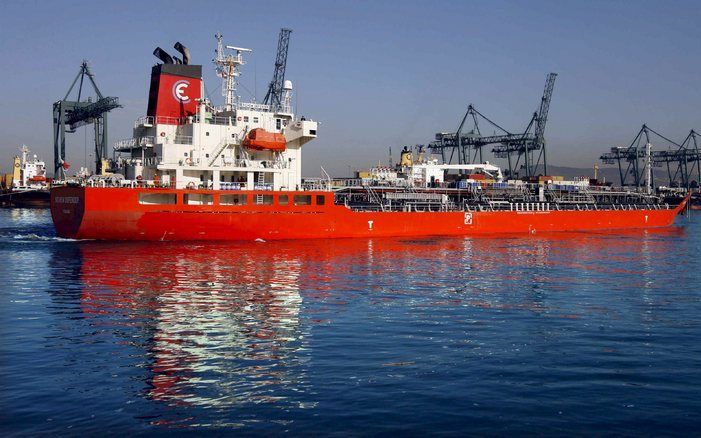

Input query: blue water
[1,208,700,434]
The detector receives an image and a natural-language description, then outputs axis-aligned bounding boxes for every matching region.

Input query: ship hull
[51,187,688,241]
[1,189,50,208]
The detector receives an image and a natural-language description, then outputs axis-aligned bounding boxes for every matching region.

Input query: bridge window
[279,195,289,205]
[220,194,247,205]
[294,195,312,206]
[316,195,326,205]
[138,193,176,205]
[276,118,281,130]
[253,117,259,123]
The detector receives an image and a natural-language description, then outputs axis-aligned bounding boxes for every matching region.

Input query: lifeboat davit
[242,128,286,152]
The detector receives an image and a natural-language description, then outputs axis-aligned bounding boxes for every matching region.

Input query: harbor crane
[651,130,701,188]
[263,28,292,112]
[428,73,557,178]
[493,72,557,177]
[599,124,695,189]
[53,61,121,178]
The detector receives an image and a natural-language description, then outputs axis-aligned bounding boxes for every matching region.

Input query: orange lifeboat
[242,128,286,152]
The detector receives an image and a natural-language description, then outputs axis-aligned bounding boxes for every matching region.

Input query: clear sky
[1,0,700,177]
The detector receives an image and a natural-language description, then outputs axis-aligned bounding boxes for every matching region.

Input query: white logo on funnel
[172,80,190,103]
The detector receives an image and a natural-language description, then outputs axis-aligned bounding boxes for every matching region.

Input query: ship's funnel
[146,63,202,119]
[153,47,174,64]
[173,56,183,64]
[174,42,190,65]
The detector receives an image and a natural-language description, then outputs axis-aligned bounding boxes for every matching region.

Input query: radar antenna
[213,32,252,111]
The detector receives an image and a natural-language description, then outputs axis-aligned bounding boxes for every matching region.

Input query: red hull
[51,187,688,241]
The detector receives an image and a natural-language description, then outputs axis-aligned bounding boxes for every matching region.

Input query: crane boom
[535,73,557,146]
[263,28,292,111]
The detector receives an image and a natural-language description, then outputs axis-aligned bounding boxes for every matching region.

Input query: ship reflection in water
[6,219,697,433]
[78,241,310,417]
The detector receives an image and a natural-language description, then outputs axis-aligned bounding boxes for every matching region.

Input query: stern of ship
[50,186,86,239]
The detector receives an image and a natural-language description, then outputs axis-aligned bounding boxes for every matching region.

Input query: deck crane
[262,28,292,112]
[53,61,121,179]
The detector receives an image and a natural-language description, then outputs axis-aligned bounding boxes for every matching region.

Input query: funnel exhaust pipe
[174,42,190,65]
[153,47,173,64]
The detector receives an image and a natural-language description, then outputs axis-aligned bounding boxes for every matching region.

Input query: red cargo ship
[51,32,688,241]
[51,185,687,241]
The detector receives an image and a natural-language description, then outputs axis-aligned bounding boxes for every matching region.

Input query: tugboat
[0,146,50,208]
[50,32,688,241]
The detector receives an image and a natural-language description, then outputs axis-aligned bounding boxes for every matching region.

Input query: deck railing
[134,115,187,127]
[237,102,272,112]
[114,136,156,151]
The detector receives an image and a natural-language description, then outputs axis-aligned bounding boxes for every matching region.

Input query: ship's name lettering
[55,196,80,204]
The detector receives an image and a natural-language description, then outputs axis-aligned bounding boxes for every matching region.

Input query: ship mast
[645,142,653,194]
[20,145,28,165]
[213,32,252,111]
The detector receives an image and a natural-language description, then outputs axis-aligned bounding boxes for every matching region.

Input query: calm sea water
[1,208,700,435]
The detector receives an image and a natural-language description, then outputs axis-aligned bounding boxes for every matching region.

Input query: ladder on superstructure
[208,137,235,167]
[256,172,265,204]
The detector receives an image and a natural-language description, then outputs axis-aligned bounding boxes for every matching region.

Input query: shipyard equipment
[428,73,557,178]
[53,61,121,178]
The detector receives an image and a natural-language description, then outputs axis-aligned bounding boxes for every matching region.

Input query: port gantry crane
[652,130,701,188]
[263,28,292,112]
[600,125,701,189]
[53,61,121,179]
[428,73,557,178]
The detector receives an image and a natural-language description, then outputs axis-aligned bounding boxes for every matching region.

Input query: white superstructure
[408,159,505,187]
[112,34,317,191]
[12,145,48,190]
